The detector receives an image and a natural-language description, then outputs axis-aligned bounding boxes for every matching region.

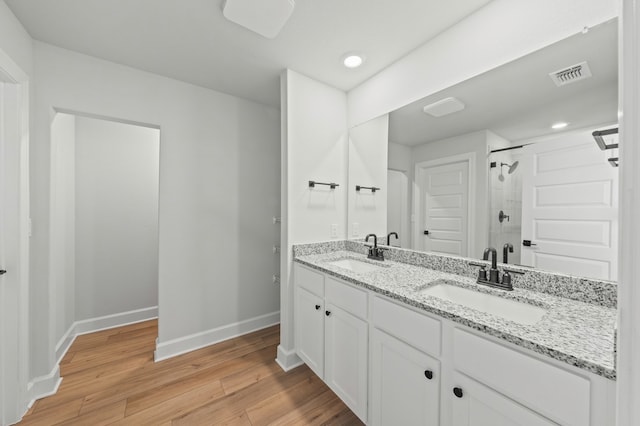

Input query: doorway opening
[49,111,160,366]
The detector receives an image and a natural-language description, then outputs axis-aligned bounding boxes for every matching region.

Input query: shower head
[500,161,519,174]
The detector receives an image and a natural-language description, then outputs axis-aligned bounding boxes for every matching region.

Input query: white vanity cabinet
[449,329,604,426]
[295,286,324,377]
[294,265,325,378]
[370,296,442,426]
[293,262,615,426]
[294,264,369,423]
[450,372,556,426]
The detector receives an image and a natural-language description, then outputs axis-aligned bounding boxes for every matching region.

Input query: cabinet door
[324,303,368,423]
[450,372,556,426]
[295,287,324,378]
[371,329,440,426]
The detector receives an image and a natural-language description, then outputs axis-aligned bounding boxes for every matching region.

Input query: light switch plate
[330,224,338,238]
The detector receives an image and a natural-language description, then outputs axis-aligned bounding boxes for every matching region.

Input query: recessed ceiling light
[343,53,364,69]
[551,122,569,130]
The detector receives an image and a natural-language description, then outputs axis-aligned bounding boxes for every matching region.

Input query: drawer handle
[453,387,463,398]
[424,370,433,380]
[325,311,332,317]
[315,304,321,310]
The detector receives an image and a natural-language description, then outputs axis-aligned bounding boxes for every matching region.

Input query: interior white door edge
[0,47,30,426]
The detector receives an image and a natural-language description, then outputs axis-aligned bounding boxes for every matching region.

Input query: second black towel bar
[309,180,339,189]
[356,185,380,193]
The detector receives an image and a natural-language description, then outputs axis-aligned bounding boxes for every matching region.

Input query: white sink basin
[328,258,387,274]
[420,284,546,325]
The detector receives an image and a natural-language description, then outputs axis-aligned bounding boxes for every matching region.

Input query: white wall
[348,114,388,239]
[0,0,32,76]
[388,142,412,173]
[74,116,159,320]
[287,71,348,244]
[31,42,281,376]
[388,142,413,247]
[387,170,409,248]
[278,69,347,369]
[347,0,618,127]
[49,113,75,345]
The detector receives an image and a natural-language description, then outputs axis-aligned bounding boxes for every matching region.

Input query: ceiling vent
[223,0,295,39]
[422,97,466,117]
[549,61,592,87]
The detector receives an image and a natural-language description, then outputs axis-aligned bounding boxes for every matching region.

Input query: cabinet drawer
[372,296,441,357]
[325,276,367,319]
[295,263,324,297]
[453,328,590,426]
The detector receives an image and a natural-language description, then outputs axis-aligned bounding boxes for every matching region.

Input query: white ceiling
[388,18,618,145]
[5,0,492,107]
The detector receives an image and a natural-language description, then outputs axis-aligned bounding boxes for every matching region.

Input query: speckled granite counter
[294,249,617,380]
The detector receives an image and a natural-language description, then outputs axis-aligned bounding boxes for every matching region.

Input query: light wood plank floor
[19,320,363,425]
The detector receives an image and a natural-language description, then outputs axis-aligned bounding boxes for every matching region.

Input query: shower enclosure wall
[488,150,523,265]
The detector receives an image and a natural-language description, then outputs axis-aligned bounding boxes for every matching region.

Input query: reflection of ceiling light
[422,97,465,117]
[551,122,569,130]
[343,54,364,68]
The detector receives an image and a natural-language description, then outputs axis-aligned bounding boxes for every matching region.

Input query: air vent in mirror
[549,61,592,86]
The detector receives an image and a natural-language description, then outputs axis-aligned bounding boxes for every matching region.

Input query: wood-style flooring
[19,320,363,425]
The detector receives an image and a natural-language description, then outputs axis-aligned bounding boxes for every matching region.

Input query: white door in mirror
[520,129,618,280]
[418,161,468,256]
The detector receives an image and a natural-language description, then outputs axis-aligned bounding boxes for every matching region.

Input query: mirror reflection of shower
[489,153,523,265]
[498,161,519,181]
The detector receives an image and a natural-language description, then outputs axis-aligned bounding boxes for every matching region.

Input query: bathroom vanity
[292,242,616,426]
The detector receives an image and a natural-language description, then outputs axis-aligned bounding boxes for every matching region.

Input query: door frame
[617,1,640,424]
[412,152,476,255]
[0,47,30,425]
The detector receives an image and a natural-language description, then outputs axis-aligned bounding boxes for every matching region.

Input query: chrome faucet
[469,247,523,291]
[482,247,499,283]
[365,234,386,261]
[503,243,514,264]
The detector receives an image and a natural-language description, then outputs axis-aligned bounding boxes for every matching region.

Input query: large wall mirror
[347,18,619,282]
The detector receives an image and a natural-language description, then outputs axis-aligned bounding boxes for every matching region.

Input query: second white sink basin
[328,258,387,274]
[420,283,546,325]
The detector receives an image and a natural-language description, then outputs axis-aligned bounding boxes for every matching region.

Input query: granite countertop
[295,250,617,380]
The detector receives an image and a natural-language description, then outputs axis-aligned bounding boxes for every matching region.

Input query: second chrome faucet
[365,234,387,261]
[469,247,523,291]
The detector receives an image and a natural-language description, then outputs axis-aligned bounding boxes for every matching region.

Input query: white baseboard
[73,306,159,335]
[55,306,158,365]
[55,324,77,364]
[154,311,280,362]
[26,366,62,408]
[276,345,303,372]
